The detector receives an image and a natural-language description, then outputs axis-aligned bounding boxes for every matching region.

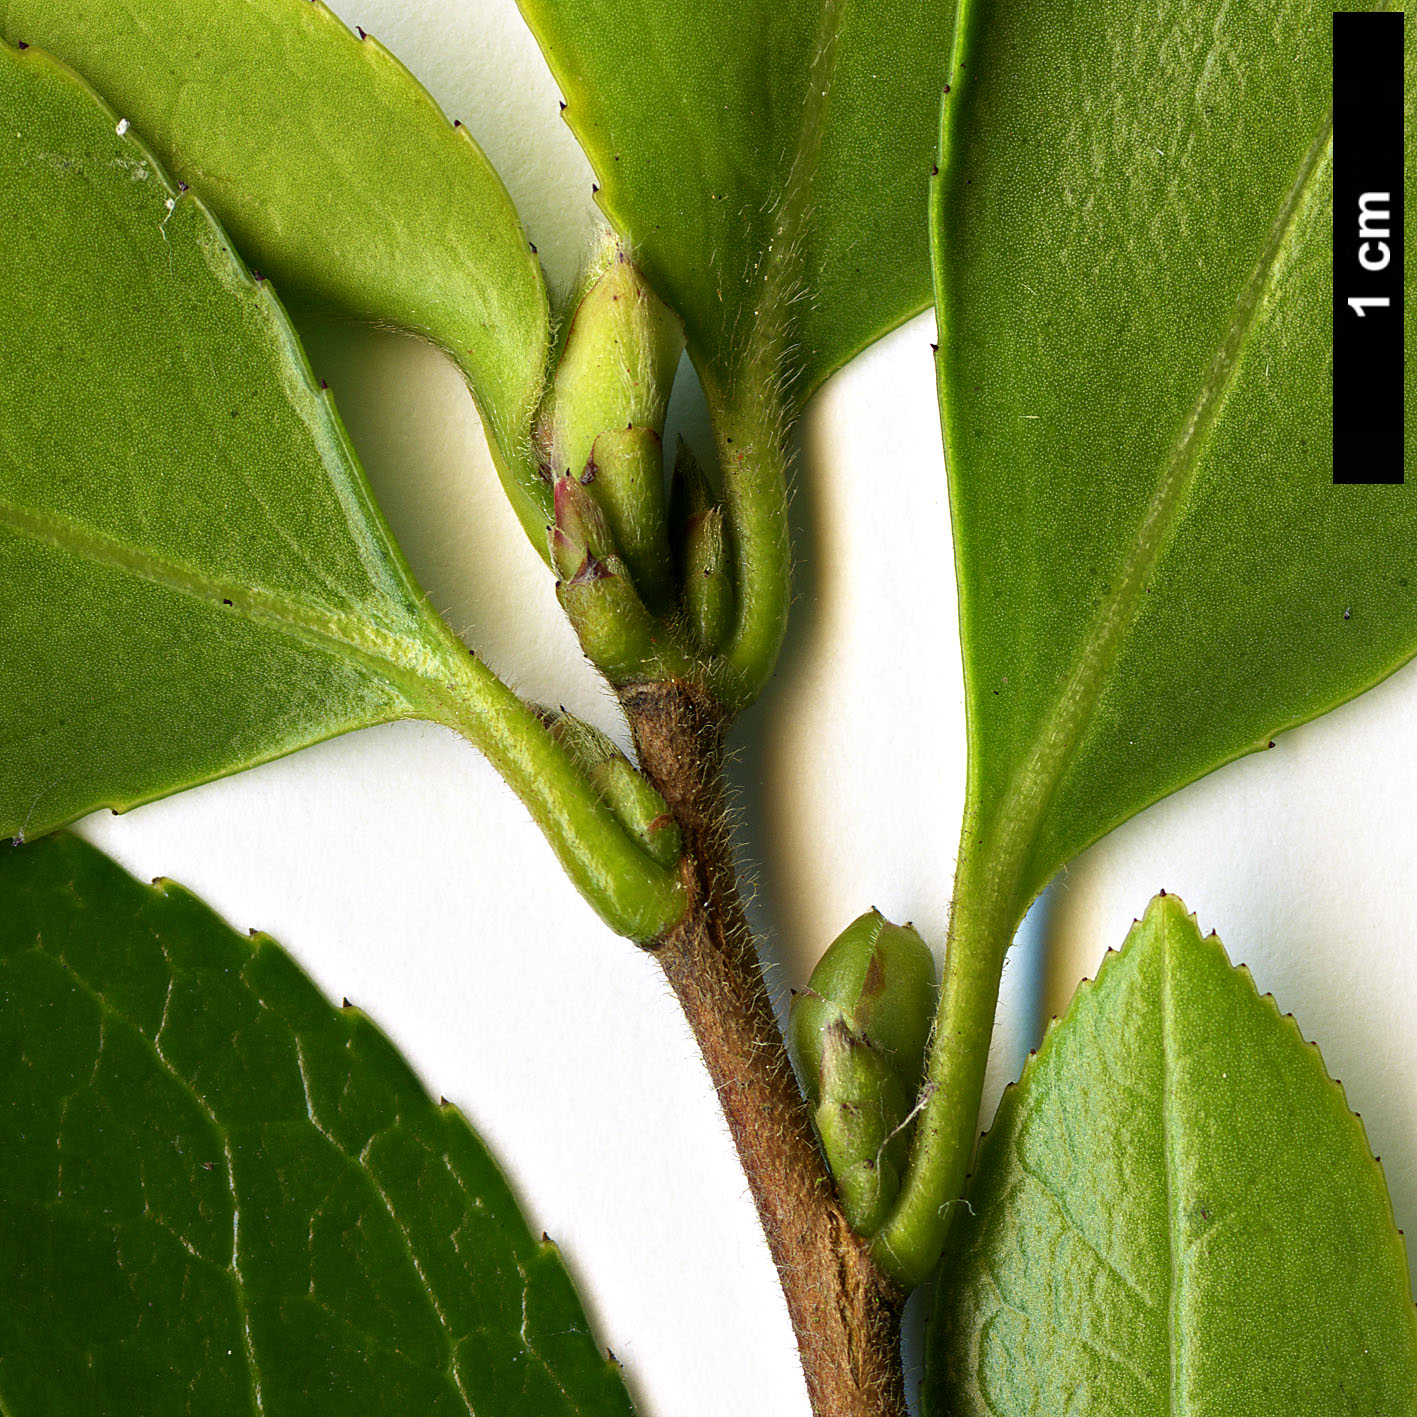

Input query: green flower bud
[794,910,935,1088]
[667,439,736,652]
[584,426,674,613]
[789,910,937,1236]
[550,474,616,581]
[682,506,734,653]
[536,233,684,485]
[814,1020,912,1235]
[555,552,663,684]
[595,756,682,868]
[668,436,714,539]
[546,712,683,869]
[543,709,620,777]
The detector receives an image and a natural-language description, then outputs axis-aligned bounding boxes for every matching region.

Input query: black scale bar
[1333,10,1405,484]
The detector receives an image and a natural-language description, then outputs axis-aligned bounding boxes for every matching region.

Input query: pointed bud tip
[552,473,576,519]
[550,524,588,582]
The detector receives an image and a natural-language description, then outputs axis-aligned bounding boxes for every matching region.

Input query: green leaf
[925,893,1417,1416]
[517,0,956,705]
[516,0,954,404]
[0,37,491,836]
[939,0,1416,914]
[0,831,635,1416]
[871,0,1417,1283]
[0,39,443,834]
[0,41,686,942]
[1,0,551,534]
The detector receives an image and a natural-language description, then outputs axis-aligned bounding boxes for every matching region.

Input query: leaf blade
[1,0,550,515]
[925,894,1417,1415]
[0,39,471,839]
[0,40,690,947]
[0,831,635,1416]
[877,4,1417,1284]
[517,0,954,401]
[938,0,1417,912]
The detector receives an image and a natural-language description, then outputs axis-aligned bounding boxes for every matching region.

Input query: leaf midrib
[730,0,845,391]
[0,491,454,697]
[1160,907,1185,1417]
[980,103,1336,895]
[574,0,848,393]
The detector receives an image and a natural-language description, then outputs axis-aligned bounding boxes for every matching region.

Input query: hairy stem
[624,679,907,1417]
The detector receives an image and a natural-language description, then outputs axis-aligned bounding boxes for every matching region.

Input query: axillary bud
[546,711,682,870]
[789,910,937,1235]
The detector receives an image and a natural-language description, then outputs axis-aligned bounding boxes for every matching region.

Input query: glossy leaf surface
[517,0,953,402]
[0,41,473,839]
[0,832,635,1415]
[938,0,1417,914]
[2,0,549,507]
[925,895,1417,1415]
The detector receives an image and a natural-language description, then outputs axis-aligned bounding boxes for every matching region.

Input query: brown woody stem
[621,678,907,1417]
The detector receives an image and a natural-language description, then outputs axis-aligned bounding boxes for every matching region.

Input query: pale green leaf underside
[0,831,635,1416]
[1,0,550,505]
[0,40,482,841]
[0,44,686,943]
[938,0,1417,912]
[517,0,953,404]
[926,894,1417,1416]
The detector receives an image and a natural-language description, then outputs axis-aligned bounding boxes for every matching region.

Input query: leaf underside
[0,832,635,1417]
[0,0,550,465]
[0,40,477,841]
[937,0,1417,912]
[926,894,1417,1416]
[517,0,953,403]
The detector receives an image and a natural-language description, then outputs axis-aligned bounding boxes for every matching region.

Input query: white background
[76,3,1417,1413]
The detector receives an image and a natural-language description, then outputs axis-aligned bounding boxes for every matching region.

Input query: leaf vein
[1160,910,1183,1417]
[37,946,266,1415]
[986,100,1335,887]
[1009,1161,1160,1317]
[0,492,441,693]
